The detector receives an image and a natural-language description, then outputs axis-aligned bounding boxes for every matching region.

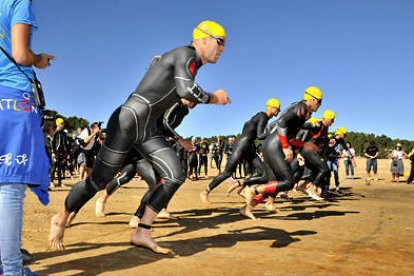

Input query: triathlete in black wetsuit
[50,20,230,254]
[92,101,192,222]
[241,87,323,220]
[200,98,281,203]
[293,110,336,199]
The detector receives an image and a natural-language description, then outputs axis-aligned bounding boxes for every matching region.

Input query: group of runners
[48,20,352,255]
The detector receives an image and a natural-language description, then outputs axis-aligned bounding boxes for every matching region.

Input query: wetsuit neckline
[187,45,203,69]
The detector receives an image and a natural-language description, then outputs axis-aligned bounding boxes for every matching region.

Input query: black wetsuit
[254,101,312,201]
[188,143,199,179]
[198,141,209,176]
[174,142,188,176]
[212,140,225,172]
[294,122,331,188]
[65,45,211,215]
[207,112,270,192]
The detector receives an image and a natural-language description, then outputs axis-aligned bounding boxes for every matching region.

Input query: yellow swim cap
[323,109,336,120]
[266,98,280,109]
[303,86,323,101]
[307,117,321,124]
[56,118,64,125]
[193,20,226,41]
[335,127,347,136]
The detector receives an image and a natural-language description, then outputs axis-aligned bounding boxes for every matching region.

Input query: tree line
[46,109,412,159]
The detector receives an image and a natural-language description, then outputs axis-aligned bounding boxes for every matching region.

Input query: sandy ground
[22,157,414,275]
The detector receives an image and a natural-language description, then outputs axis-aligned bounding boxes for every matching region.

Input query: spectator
[364,140,379,182]
[407,148,414,184]
[389,143,407,183]
[76,122,101,179]
[341,142,356,179]
[0,0,55,274]
[198,138,209,177]
[188,137,199,180]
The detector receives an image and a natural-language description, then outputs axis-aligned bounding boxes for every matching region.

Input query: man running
[241,86,323,220]
[94,100,193,222]
[293,110,336,199]
[49,20,230,254]
[200,98,281,203]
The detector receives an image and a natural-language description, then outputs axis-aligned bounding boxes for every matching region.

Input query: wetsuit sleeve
[277,103,307,149]
[174,52,211,104]
[256,115,268,140]
[163,103,189,140]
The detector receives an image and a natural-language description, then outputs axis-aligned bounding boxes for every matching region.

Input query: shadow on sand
[33,226,317,276]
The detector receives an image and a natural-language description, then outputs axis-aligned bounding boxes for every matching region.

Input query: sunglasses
[305,92,322,104]
[196,27,226,46]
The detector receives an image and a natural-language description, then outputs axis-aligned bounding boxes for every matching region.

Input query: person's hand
[35,53,56,69]
[303,141,321,153]
[178,138,196,152]
[210,89,231,105]
[283,148,293,162]
[92,128,100,135]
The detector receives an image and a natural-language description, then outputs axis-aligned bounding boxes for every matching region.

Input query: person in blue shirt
[0,0,55,275]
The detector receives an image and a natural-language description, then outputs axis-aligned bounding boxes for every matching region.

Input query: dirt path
[23,158,414,275]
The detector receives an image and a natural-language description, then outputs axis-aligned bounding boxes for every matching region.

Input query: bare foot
[49,213,67,251]
[95,198,106,217]
[265,198,277,213]
[129,216,140,228]
[279,193,292,201]
[227,181,241,196]
[239,205,259,220]
[200,190,210,203]
[131,228,173,255]
[157,210,178,220]
[65,212,77,228]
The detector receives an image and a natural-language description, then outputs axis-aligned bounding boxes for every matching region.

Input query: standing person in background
[341,142,356,179]
[389,143,407,183]
[0,0,55,274]
[198,138,209,177]
[364,140,379,183]
[44,123,55,186]
[407,147,414,184]
[225,137,235,178]
[52,118,68,187]
[75,127,87,180]
[188,137,199,180]
[215,136,225,174]
[174,141,188,177]
[76,122,101,179]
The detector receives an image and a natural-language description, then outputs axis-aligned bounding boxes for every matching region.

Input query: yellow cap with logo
[266,98,280,109]
[193,20,226,40]
[303,86,323,101]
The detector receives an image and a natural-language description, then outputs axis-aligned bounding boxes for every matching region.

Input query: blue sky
[32,0,414,139]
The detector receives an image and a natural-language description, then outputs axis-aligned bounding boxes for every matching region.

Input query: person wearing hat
[200,97,281,203]
[0,0,55,274]
[291,109,336,199]
[241,86,323,220]
[51,118,68,187]
[50,20,230,254]
[389,143,407,182]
